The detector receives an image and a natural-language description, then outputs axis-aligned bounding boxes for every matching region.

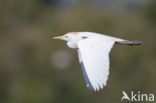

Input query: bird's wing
[77,36,115,91]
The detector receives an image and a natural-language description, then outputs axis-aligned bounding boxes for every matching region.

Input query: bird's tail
[116,40,143,46]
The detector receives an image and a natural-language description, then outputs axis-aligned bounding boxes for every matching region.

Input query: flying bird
[53,32,143,91]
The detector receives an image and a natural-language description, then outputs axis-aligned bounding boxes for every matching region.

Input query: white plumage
[53,32,143,91]
[78,36,115,91]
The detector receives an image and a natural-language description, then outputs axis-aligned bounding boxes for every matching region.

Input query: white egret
[53,32,143,91]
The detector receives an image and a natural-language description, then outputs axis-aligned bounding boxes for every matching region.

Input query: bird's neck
[67,41,78,49]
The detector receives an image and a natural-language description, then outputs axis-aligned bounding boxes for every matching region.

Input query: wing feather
[77,36,115,91]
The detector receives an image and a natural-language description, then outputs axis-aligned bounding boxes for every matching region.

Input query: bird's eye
[65,35,68,38]
[82,36,88,39]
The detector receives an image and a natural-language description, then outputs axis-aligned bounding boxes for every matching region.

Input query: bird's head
[53,32,90,41]
[53,32,89,48]
[53,32,78,41]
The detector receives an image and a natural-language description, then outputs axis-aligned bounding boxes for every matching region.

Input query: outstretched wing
[77,36,115,91]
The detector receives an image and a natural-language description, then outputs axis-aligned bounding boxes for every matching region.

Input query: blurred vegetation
[0,0,156,103]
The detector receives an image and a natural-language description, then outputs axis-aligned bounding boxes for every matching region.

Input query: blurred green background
[0,0,156,103]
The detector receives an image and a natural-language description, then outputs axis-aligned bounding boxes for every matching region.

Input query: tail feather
[116,40,143,46]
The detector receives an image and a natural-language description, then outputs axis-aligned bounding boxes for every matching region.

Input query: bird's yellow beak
[53,36,65,40]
